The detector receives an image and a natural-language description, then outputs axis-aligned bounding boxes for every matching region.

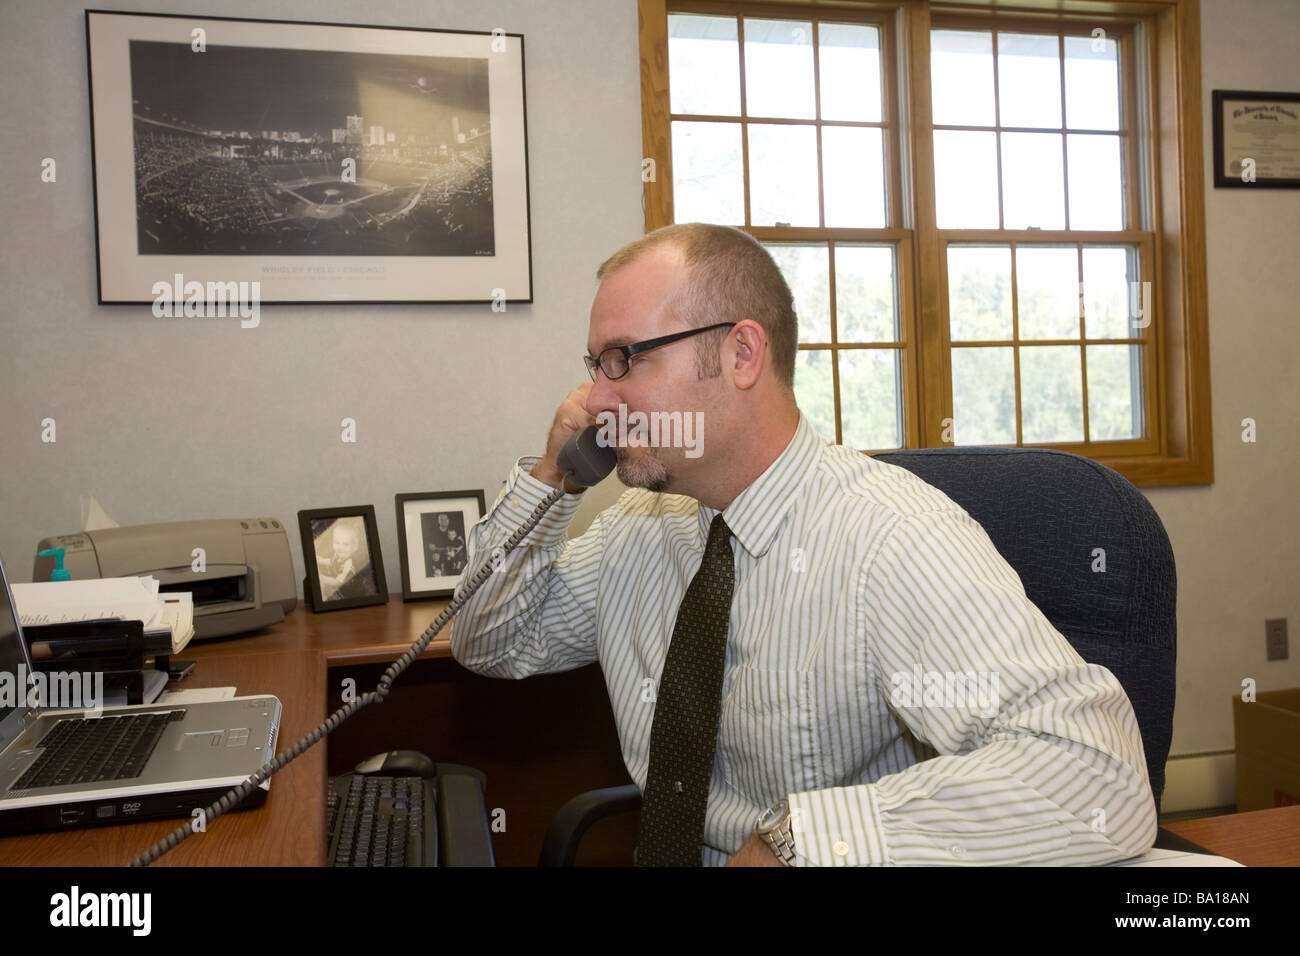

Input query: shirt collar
[697,412,824,558]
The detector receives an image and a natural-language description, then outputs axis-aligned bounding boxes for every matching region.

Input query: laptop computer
[0,552,281,836]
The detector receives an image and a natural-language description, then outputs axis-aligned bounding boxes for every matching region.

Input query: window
[638,0,1212,486]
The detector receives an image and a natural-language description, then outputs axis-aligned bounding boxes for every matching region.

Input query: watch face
[759,799,789,832]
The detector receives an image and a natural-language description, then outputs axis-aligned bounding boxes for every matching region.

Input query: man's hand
[724,832,786,867]
[531,382,596,493]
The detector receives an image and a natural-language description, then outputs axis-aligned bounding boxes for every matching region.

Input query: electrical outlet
[1265,618,1288,661]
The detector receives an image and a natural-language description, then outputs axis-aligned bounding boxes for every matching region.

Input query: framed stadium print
[394,490,485,601]
[298,505,388,612]
[86,10,532,305]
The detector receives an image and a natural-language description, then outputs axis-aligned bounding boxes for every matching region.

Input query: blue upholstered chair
[539,447,1177,865]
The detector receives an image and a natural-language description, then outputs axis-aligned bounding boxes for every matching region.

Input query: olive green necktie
[636,514,734,867]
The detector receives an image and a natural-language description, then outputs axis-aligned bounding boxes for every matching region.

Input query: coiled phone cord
[127,483,567,866]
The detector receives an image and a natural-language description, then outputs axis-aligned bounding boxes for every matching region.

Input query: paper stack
[11,577,195,655]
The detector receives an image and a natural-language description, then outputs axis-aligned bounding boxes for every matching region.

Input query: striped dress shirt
[450,413,1158,866]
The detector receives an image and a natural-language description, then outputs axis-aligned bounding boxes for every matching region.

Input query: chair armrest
[539,785,643,866]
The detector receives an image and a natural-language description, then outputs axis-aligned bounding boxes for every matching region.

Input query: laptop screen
[0,553,36,750]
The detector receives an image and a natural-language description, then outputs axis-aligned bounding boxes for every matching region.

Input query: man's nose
[586,366,621,418]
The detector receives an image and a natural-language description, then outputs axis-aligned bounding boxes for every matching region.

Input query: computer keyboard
[15,711,185,790]
[327,774,439,867]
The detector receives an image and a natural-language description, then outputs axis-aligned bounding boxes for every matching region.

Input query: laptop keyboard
[14,710,186,790]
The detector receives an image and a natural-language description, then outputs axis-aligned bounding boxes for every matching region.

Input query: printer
[33,518,297,639]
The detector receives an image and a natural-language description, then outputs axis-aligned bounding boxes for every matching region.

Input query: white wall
[0,0,1295,804]
[1147,0,1300,770]
[0,0,639,589]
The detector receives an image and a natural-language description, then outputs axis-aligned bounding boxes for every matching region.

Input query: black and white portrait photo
[311,515,378,602]
[394,490,485,601]
[422,510,468,578]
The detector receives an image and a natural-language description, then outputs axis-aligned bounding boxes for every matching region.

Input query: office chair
[539,447,1177,866]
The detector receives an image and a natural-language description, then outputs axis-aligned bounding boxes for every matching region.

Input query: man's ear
[730,320,766,390]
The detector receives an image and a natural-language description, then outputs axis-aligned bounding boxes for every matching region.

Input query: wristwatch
[755,798,797,865]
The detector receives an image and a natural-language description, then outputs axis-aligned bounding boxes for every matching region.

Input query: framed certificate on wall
[1212,90,1300,189]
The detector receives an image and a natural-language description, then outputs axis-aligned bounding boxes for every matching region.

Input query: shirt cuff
[485,456,585,545]
[788,785,889,866]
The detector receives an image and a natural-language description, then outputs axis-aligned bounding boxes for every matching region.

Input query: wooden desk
[2,597,1296,867]
[0,598,635,867]
[1162,805,1300,866]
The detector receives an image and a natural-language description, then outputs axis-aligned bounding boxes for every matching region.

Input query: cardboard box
[1233,688,1300,811]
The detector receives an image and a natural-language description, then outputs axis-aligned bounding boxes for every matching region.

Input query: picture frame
[85,9,532,304]
[298,505,388,612]
[1212,90,1300,189]
[394,490,486,601]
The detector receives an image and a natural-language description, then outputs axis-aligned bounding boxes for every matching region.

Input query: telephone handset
[557,424,617,488]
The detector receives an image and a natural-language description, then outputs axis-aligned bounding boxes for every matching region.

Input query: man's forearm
[787,717,1157,866]
[448,459,600,678]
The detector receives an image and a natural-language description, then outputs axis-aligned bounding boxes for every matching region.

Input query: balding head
[596,224,798,387]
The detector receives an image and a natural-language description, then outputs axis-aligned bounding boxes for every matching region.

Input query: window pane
[668,14,740,116]
[822,127,885,228]
[835,245,896,343]
[934,131,999,228]
[743,18,815,119]
[952,347,1016,444]
[1020,346,1084,442]
[671,121,743,224]
[1064,35,1119,130]
[765,243,830,344]
[839,349,902,449]
[997,33,1062,129]
[1087,344,1144,440]
[1082,247,1137,339]
[931,30,995,126]
[1016,247,1079,340]
[1067,134,1124,230]
[748,124,819,226]
[794,348,836,440]
[948,246,1012,341]
[1001,132,1065,229]
[818,23,882,122]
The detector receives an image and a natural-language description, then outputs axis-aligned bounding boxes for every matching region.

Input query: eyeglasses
[583,322,736,382]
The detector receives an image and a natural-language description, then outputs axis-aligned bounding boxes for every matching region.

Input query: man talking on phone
[450,223,1157,867]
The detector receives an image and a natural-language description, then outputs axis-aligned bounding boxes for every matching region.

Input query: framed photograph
[395,490,486,601]
[86,10,532,304]
[298,505,388,612]
[1212,90,1300,188]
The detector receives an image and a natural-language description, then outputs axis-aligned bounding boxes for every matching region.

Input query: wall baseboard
[1161,751,1236,815]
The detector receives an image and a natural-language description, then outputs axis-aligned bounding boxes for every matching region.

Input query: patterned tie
[636,514,734,866]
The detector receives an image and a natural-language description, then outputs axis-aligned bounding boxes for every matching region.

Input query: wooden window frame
[639,0,1212,487]
[931,18,1158,455]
